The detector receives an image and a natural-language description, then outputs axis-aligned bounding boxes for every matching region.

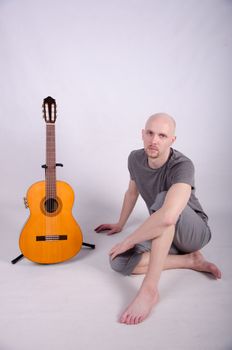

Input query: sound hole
[44,198,58,213]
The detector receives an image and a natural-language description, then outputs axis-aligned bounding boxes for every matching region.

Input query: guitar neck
[46,123,56,198]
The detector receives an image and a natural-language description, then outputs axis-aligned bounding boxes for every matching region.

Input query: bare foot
[119,287,159,325]
[190,251,222,279]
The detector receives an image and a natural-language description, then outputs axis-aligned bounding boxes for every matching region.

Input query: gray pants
[110,191,211,275]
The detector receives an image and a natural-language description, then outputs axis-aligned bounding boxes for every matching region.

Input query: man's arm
[95,179,139,235]
[110,183,191,257]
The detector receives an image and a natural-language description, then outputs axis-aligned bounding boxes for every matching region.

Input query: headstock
[43,96,57,124]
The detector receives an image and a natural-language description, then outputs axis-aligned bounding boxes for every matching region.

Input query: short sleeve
[170,160,195,189]
[128,151,135,180]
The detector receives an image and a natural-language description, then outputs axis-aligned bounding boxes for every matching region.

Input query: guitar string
[49,122,55,259]
[44,108,47,261]
[43,100,82,262]
[47,122,54,259]
[53,120,57,259]
[45,103,81,261]
[46,120,52,260]
[46,121,49,260]
[51,113,59,259]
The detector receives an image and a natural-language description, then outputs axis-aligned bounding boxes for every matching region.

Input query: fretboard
[45,124,56,198]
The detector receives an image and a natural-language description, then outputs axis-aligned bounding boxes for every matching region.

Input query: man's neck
[147,149,171,169]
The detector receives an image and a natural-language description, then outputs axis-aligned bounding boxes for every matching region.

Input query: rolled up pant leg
[110,191,211,275]
[109,241,151,276]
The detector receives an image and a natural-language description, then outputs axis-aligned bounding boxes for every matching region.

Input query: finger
[109,244,119,255]
[110,251,120,260]
[95,225,110,233]
[110,254,118,261]
[109,249,116,259]
[109,249,115,257]
[94,225,106,232]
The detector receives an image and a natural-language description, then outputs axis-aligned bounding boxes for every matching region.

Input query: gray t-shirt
[128,148,208,222]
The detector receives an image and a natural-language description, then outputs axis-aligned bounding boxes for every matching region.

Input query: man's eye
[146,131,153,136]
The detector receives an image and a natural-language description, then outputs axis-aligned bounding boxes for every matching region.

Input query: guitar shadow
[65,244,96,264]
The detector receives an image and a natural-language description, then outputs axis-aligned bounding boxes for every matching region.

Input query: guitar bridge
[36,235,67,241]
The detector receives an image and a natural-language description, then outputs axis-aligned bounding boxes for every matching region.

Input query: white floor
[0,208,231,350]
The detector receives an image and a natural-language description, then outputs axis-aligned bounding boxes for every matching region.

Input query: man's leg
[119,227,222,325]
[113,191,221,324]
[119,224,175,324]
[134,190,221,276]
[133,250,222,277]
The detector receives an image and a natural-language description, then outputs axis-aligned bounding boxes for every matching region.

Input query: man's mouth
[148,146,158,151]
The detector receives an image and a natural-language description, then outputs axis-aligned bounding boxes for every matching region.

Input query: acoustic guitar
[19,96,83,264]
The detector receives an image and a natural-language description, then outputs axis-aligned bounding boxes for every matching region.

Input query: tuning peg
[23,197,29,209]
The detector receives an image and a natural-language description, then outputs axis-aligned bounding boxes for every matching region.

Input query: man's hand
[109,238,134,260]
[94,223,122,235]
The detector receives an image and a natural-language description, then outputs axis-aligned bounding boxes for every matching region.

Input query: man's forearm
[126,208,173,245]
[109,208,174,261]
[117,190,139,229]
[126,183,191,245]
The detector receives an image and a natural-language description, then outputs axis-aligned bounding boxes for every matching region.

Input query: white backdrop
[1,0,232,241]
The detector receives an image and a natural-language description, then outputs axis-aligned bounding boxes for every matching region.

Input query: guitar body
[19,180,83,264]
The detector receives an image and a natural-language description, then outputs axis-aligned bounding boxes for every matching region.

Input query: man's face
[142,118,176,160]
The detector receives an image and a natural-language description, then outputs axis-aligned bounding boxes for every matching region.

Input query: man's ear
[142,129,145,140]
[172,136,177,144]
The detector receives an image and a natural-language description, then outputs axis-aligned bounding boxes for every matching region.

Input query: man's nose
[151,134,159,143]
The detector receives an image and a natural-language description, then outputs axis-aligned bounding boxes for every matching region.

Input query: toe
[126,314,134,325]
[134,315,141,324]
[120,312,130,324]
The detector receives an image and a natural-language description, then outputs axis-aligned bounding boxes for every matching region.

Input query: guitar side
[19,180,83,264]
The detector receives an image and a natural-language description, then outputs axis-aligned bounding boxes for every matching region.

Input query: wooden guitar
[19,96,83,264]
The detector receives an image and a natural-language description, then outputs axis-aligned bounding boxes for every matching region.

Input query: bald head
[142,113,176,165]
[145,113,176,136]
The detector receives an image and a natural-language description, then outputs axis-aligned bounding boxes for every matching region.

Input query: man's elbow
[126,189,139,200]
[162,210,179,227]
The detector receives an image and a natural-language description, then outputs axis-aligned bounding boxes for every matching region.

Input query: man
[95,113,221,325]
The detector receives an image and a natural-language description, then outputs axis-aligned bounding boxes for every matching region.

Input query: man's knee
[173,233,211,253]
[173,210,212,253]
